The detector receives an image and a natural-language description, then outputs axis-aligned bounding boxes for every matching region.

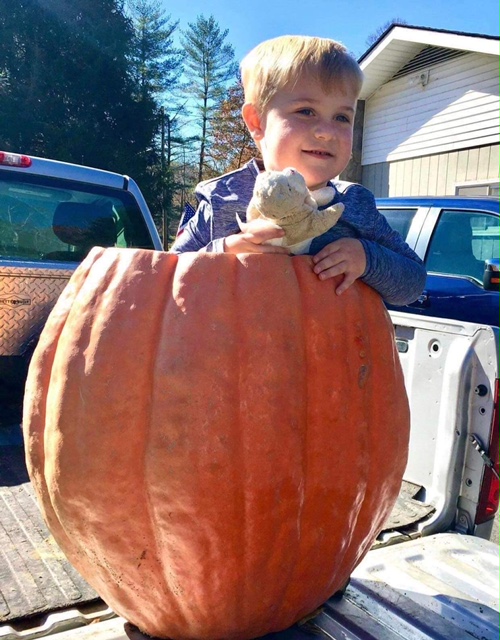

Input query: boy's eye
[297,108,314,116]
[336,114,351,123]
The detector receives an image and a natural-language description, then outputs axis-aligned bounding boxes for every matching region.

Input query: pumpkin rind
[23,248,410,640]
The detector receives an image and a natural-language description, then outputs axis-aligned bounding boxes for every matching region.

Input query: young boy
[171,35,426,305]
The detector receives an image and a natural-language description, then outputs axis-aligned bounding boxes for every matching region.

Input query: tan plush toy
[238,167,344,254]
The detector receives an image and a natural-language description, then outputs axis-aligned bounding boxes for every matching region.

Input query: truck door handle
[409,293,429,308]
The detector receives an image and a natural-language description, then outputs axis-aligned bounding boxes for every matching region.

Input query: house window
[455,181,499,197]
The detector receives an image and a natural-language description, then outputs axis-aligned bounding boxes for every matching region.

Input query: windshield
[0,171,156,262]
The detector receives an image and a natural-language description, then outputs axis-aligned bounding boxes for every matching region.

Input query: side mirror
[483,258,500,291]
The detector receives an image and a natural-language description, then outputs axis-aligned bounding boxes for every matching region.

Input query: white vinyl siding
[362,53,499,165]
[362,144,499,197]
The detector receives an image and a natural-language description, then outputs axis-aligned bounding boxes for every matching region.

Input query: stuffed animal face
[242,167,344,254]
[251,168,314,222]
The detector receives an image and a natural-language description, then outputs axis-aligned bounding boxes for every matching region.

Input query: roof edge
[358,24,499,64]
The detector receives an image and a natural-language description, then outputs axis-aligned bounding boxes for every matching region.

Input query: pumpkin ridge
[142,250,192,626]
[279,257,313,618]
[48,249,136,593]
[60,250,187,630]
[334,283,379,577]
[23,247,107,558]
[284,260,361,615]
[143,253,252,635]
[236,255,308,632]
[233,255,253,630]
[128,249,209,632]
[215,255,295,632]
[337,285,408,575]
[315,282,369,600]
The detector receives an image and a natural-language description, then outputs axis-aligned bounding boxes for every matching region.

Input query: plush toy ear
[242,103,265,142]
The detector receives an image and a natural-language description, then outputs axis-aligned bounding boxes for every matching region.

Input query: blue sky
[161,0,499,61]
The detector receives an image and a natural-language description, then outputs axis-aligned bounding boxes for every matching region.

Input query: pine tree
[180,15,238,182]
[0,0,147,171]
[127,0,184,239]
[128,0,182,101]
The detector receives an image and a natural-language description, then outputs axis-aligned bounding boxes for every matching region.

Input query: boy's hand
[223,219,289,254]
[312,238,367,295]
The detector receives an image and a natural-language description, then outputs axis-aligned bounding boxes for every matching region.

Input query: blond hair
[240,35,364,113]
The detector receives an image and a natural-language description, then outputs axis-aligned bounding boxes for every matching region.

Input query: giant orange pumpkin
[23,247,409,640]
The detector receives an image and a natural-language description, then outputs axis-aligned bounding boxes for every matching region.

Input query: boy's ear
[242,103,264,141]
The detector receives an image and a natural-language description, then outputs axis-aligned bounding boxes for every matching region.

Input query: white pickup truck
[1,309,498,640]
[0,151,163,404]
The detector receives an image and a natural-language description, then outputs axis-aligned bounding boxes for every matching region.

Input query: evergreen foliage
[180,15,238,182]
[0,0,152,177]
[0,2,250,243]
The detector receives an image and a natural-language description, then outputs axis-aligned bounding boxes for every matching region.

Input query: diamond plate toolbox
[0,263,75,355]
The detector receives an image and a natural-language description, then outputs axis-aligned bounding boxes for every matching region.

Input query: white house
[345,25,499,198]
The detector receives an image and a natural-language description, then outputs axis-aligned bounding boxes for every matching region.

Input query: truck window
[378,208,419,241]
[0,172,155,262]
[426,210,499,283]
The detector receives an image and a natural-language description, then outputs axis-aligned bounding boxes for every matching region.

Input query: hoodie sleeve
[170,198,226,254]
[338,185,427,305]
[170,162,258,254]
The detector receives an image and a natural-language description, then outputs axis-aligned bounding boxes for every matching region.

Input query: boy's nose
[314,122,335,140]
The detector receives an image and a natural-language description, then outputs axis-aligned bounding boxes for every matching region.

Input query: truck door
[416,210,499,326]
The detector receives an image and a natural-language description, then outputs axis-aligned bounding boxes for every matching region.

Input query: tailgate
[321,532,499,640]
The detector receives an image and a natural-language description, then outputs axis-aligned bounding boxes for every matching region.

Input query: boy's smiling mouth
[304,149,333,157]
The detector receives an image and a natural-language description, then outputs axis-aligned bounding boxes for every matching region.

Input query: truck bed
[0,429,99,630]
[6,533,497,640]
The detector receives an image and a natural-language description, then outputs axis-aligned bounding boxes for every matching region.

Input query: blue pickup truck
[377,196,499,326]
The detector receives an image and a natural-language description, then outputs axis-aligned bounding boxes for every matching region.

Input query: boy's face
[243,75,358,191]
